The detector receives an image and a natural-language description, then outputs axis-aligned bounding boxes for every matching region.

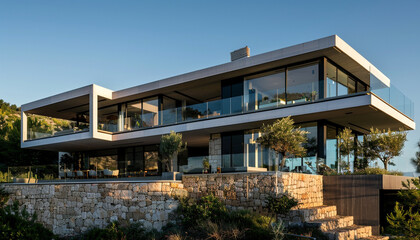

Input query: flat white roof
[22,35,391,111]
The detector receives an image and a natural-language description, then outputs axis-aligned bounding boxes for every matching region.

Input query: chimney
[230,46,250,61]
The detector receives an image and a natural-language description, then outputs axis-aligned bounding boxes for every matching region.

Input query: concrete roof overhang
[21,35,393,116]
[22,94,415,152]
[109,35,390,105]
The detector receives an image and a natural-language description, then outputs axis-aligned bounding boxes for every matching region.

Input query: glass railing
[1,164,163,183]
[27,76,414,141]
[370,73,414,119]
[1,165,60,183]
[27,114,89,140]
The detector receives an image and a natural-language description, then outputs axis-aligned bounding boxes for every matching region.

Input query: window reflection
[162,97,177,125]
[125,101,142,130]
[287,63,319,104]
[327,61,365,97]
[98,105,119,132]
[337,70,348,96]
[244,69,286,111]
[142,97,159,127]
[327,62,337,97]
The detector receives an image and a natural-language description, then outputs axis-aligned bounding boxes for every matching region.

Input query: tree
[256,116,308,170]
[337,128,355,172]
[362,128,407,170]
[386,178,420,239]
[411,140,420,173]
[159,131,186,172]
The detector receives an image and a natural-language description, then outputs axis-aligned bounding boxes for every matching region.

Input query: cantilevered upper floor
[21,35,415,151]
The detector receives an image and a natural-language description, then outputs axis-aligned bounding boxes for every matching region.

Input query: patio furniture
[59,171,65,178]
[103,169,119,178]
[66,171,75,178]
[76,171,84,179]
[88,170,97,178]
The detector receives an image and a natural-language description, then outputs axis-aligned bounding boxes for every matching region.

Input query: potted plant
[217,166,221,174]
[202,158,210,174]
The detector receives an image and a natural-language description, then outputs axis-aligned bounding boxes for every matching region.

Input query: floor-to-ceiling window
[326,125,338,170]
[244,69,286,111]
[142,97,159,127]
[161,96,177,125]
[222,131,244,168]
[287,63,319,104]
[327,61,365,98]
[283,122,318,173]
[121,145,160,176]
[124,101,142,130]
[98,105,119,132]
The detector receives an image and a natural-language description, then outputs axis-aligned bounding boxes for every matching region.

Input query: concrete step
[324,225,372,240]
[308,215,354,232]
[358,237,389,240]
[290,205,337,222]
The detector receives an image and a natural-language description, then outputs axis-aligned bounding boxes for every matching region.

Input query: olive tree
[159,131,186,172]
[338,128,355,172]
[257,116,308,171]
[363,128,407,170]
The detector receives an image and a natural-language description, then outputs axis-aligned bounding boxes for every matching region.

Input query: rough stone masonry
[3,172,323,236]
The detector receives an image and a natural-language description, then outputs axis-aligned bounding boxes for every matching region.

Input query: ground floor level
[60,120,365,177]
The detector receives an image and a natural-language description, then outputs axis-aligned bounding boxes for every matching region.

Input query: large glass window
[244,69,286,111]
[98,105,119,132]
[244,130,270,168]
[326,126,338,170]
[327,62,337,98]
[327,61,363,97]
[124,101,142,130]
[144,145,159,174]
[283,122,318,173]
[142,97,159,127]
[221,132,244,168]
[161,97,177,125]
[337,69,348,96]
[287,63,319,104]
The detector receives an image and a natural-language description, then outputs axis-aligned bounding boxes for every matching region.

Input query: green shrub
[177,194,228,226]
[226,210,273,240]
[320,167,403,176]
[266,194,299,216]
[286,224,329,240]
[0,187,9,206]
[0,201,56,240]
[386,178,420,239]
[77,221,159,240]
[353,167,403,176]
[176,195,275,240]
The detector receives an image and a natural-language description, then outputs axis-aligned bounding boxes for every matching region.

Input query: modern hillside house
[20,35,415,176]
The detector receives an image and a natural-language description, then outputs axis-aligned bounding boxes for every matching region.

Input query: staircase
[289,205,389,240]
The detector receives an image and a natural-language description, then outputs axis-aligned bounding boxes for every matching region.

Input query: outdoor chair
[59,171,65,178]
[66,171,75,178]
[76,171,84,179]
[88,170,97,178]
[103,169,119,178]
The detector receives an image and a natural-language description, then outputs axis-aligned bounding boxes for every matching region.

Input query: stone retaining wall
[2,172,323,236]
[183,172,323,212]
[3,181,186,236]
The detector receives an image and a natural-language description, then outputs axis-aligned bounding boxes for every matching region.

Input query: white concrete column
[21,111,27,143]
[89,87,98,138]
[209,133,221,172]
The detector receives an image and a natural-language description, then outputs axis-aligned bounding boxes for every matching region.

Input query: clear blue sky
[1,0,419,172]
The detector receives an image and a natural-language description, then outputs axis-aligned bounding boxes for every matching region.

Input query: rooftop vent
[230,46,250,61]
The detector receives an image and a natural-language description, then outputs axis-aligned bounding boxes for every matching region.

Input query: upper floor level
[20,35,415,151]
